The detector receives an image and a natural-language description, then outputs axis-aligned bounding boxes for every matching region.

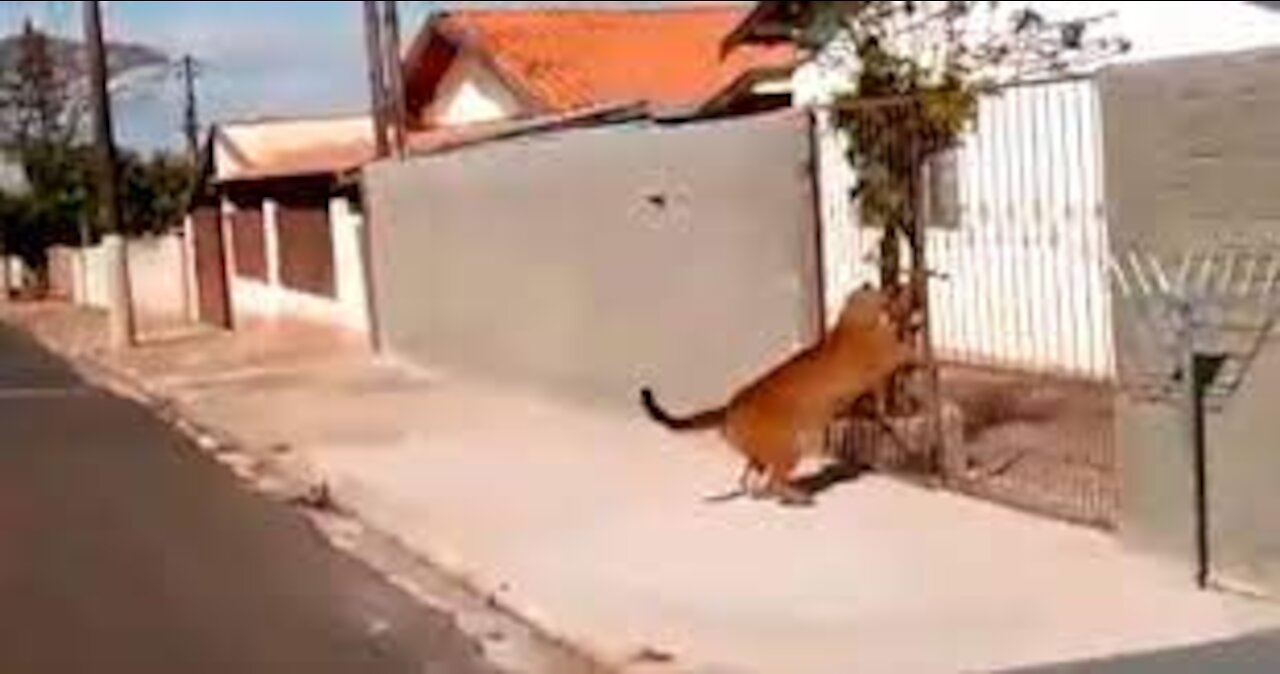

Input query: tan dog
[641,286,914,506]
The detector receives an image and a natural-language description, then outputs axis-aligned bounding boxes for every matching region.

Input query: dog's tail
[639,388,726,432]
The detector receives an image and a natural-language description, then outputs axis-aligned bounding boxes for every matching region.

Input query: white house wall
[225,196,370,335]
[1038,1,1280,65]
[422,51,525,127]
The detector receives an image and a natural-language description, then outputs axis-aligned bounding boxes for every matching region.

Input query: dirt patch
[941,366,1119,529]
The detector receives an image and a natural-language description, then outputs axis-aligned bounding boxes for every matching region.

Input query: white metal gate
[816,76,1115,381]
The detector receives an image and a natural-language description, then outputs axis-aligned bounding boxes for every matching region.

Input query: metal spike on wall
[1110,245,1280,404]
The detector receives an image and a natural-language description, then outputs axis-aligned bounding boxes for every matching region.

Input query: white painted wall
[226,196,370,335]
[1039,1,1280,65]
[330,196,371,332]
[62,234,188,318]
[422,51,525,127]
[3,257,27,292]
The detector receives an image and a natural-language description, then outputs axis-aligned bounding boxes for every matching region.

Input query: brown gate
[276,195,336,299]
[191,206,232,329]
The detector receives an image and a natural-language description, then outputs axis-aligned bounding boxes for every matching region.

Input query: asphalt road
[1010,629,1280,674]
[0,324,496,674]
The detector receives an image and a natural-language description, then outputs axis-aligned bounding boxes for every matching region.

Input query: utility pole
[180,54,201,164]
[0,236,9,303]
[178,54,200,324]
[382,0,408,157]
[362,0,390,159]
[84,0,135,348]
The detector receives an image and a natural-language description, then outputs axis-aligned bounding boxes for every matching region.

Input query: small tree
[780,1,1128,296]
[0,22,179,274]
[0,21,87,157]
[0,22,92,271]
[739,2,1127,453]
[121,151,196,237]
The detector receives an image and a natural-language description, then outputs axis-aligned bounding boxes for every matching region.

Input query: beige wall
[422,52,525,127]
[51,234,188,318]
[1103,47,1280,595]
[364,110,822,410]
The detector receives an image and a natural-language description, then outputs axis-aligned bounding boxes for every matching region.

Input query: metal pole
[363,0,390,159]
[904,110,946,476]
[1176,297,1226,591]
[1189,350,1227,590]
[382,0,409,158]
[178,53,200,322]
[1189,351,1211,590]
[84,0,134,348]
[0,225,9,302]
[78,214,91,303]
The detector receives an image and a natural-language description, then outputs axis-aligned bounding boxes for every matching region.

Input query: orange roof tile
[410,8,798,114]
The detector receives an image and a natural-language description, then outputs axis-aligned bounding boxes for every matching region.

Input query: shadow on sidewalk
[795,461,868,497]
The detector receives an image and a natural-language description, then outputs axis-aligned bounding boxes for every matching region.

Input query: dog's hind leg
[740,459,768,499]
[762,445,813,508]
[702,460,765,504]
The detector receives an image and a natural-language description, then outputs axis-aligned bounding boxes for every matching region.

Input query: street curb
[16,326,621,674]
[66,352,250,459]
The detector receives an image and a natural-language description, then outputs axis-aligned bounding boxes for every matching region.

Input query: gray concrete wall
[363,110,822,411]
[1102,47,1280,594]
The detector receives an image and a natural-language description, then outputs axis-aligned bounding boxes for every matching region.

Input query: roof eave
[721,1,791,53]
[696,63,798,116]
[426,15,557,116]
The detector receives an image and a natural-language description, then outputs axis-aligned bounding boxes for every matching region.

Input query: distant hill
[0,30,167,78]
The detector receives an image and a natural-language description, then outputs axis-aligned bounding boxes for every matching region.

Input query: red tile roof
[407,8,798,115]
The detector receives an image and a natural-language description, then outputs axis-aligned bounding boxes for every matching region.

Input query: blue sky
[7,1,1274,153]
[0,2,435,150]
[0,1,740,152]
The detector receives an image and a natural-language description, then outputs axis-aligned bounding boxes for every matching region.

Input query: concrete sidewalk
[6,302,1279,674]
